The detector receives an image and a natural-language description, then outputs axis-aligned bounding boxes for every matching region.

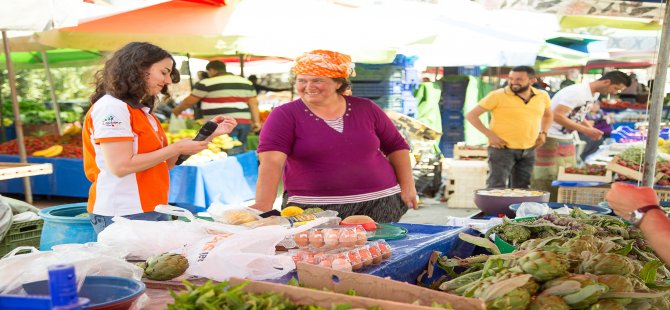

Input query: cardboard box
[557,166,613,183]
[607,157,663,183]
[453,143,488,160]
[296,262,485,310]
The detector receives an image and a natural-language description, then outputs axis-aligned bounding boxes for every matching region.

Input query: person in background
[532,71,631,200]
[191,71,209,120]
[619,73,641,103]
[248,74,292,93]
[83,42,236,234]
[606,182,670,265]
[250,50,416,222]
[578,101,613,161]
[465,66,552,189]
[172,60,260,148]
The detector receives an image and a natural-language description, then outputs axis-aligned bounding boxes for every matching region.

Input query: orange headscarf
[292,50,355,79]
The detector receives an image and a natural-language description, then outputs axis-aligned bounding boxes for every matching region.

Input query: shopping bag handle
[154,204,195,222]
[1,246,39,259]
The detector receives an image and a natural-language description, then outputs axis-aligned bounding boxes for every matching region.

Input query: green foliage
[0,66,95,124]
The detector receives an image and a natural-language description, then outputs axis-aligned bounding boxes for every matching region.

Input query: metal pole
[2,31,32,203]
[40,50,63,135]
[0,70,5,142]
[643,1,670,187]
[239,53,245,77]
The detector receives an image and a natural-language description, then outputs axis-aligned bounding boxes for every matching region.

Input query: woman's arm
[101,139,209,177]
[388,149,417,209]
[250,151,287,212]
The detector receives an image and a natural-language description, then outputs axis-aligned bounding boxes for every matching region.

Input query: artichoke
[501,225,531,245]
[597,274,633,305]
[485,287,531,310]
[588,299,625,310]
[542,274,609,309]
[142,252,189,281]
[528,294,569,310]
[579,253,635,276]
[517,250,570,282]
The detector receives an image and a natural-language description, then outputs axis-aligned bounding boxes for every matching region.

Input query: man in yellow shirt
[465,66,553,188]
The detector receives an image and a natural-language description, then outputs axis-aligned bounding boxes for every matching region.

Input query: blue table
[168,151,258,212]
[0,152,258,212]
[275,223,479,285]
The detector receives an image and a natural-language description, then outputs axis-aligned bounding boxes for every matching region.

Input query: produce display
[432,209,670,309]
[0,134,83,158]
[166,130,242,163]
[611,146,670,185]
[563,165,608,176]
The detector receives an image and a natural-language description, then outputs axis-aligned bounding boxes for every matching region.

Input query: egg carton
[287,241,392,272]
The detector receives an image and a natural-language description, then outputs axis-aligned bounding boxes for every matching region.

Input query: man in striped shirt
[173,60,260,147]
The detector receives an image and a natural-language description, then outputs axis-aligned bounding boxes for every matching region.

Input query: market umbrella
[0,48,103,70]
[36,0,438,64]
[36,0,240,55]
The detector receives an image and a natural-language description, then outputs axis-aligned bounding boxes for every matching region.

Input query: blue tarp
[168,151,258,212]
[275,223,481,285]
[0,152,259,212]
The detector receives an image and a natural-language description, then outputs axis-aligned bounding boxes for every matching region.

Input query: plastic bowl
[23,276,145,310]
[509,202,612,215]
[473,188,549,217]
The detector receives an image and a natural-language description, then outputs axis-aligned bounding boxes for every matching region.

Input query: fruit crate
[453,143,488,160]
[0,218,43,257]
[557,166,613,183]
[606,157,664,183]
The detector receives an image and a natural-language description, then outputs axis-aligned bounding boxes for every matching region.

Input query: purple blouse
[257,96,410,197]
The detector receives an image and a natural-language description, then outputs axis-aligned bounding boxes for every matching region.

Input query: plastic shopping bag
[97,205,245,260]
[181,218,329,281]
[168,114,187,133]
[0,243,143,295]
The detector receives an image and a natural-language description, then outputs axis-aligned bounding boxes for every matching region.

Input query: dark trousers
[578,133,605,161]
[487,147,535,189]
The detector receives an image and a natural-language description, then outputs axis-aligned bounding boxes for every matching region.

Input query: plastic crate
[558,185,670,205]
[351,64,403,82]
[351,80,403,98]
[0,219,43,257]
[442,159,488,208]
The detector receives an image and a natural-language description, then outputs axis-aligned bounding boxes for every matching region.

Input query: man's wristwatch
[629,205,663,227]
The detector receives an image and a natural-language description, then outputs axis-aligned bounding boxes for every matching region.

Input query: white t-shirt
[548,83,600,139]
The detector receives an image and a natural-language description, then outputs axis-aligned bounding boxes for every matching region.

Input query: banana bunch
[32,145,63,157]
[62,125,81,136]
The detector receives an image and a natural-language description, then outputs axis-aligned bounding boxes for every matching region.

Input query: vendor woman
[251,50,417,222]
[83,42,236,234]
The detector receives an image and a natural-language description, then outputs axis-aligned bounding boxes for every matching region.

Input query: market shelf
[0,162,53,181]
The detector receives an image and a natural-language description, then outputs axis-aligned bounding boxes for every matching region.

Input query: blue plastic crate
[352,80,403,98]
[351,64,403,82]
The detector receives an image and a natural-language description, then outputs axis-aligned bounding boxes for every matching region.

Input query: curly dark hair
[89,42,180,111]
[332,78,351,94]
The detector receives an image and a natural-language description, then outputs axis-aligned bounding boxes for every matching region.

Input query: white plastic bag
[97,205,246,260]
[168,114,187,133]
[181,218,329,281]
[0,243,142,295]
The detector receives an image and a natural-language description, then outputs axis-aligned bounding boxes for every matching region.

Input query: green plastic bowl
[493,216,536,254]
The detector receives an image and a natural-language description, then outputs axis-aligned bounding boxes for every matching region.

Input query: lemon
[659,138,665,146]
[281,206,304,217]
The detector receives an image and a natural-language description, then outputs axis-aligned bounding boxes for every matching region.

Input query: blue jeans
[229,123,251,147]
[487,147,535,189]
[89,212,171,234]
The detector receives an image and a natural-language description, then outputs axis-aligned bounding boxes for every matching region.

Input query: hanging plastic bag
[168,113,187,133]
[97,205,246,260]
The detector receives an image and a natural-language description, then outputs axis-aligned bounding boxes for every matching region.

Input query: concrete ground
[26,194,480,225]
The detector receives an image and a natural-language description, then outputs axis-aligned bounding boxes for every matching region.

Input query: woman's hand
[172,139,209,155]
[401,185,418,209]
[606,182,659,218]
[210,115,238,136]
